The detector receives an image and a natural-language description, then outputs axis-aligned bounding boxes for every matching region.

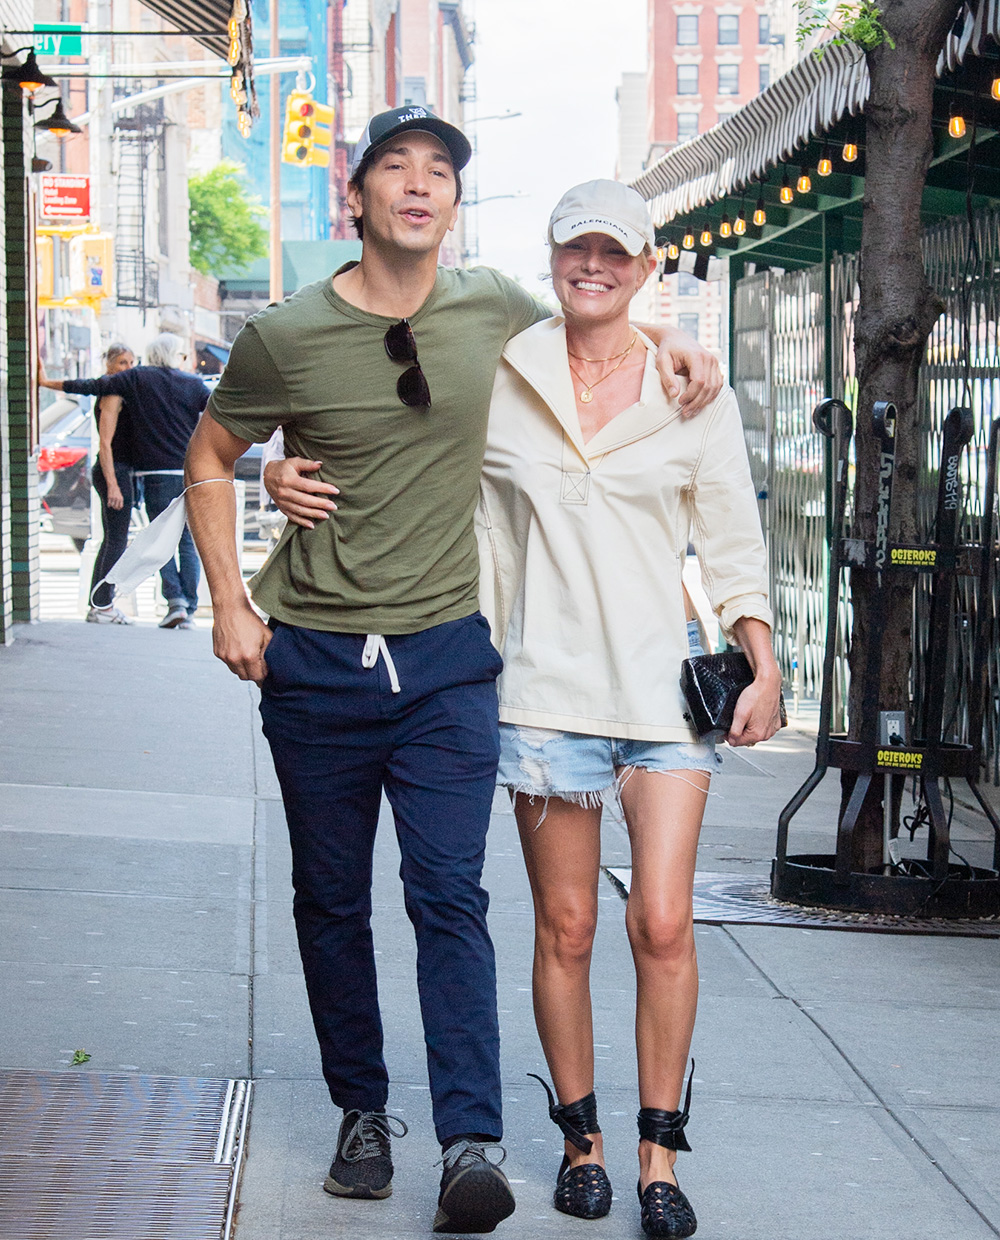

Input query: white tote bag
[90,478,232,607]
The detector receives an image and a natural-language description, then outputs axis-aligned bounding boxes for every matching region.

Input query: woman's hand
[727,616,783,747]
[653,325,723,415]
[726,672,783,747]
[263,457,339,530]
[107,481,125,510]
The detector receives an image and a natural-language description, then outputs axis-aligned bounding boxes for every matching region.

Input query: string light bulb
[682,229,695,249]
[753,197,767,226]
[817,146,833,176]
[656,247,666,262]
[797,166,811,193]
[992,76,1000,102]
[700,222,713,246]
[238,110,252,138]
[719,213,732,238]
[780,171,794,204]
[842,138,858,162]
[667,241,680,260]
[948,106,966,138]
[734,210,747,235]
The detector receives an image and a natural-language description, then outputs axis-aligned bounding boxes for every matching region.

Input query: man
[184,105,721,1234]
[100,332,208,629]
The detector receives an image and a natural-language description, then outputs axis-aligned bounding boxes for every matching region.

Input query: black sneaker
[433,1139,516,1234]
[323,1109,408,1200]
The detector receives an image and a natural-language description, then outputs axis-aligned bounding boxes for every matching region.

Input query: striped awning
[136,0,237,61]
[632,0,1000,225]
[137,0,256,129]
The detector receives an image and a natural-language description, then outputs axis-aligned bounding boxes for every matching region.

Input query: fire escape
[113,96,163,312]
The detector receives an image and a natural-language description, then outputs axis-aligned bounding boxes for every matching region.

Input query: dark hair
[348,152,462,242]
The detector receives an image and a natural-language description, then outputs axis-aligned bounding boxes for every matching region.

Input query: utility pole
[268,0,282,303]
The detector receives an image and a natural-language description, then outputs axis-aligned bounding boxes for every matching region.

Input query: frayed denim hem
[502,783,616,826]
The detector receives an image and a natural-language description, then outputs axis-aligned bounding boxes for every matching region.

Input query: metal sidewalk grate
[0,1071,251,1240]
[604,868,1000,937]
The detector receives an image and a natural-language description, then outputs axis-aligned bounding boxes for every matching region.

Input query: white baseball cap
[548,179,656,256]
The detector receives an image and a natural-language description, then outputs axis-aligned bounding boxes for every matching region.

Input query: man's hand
[107,481,125,510]
[213,602,273,683]
[653,325,723,416]
[264,457,338,529]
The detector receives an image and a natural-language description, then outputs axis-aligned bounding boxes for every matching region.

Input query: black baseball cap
[350,105,472,178]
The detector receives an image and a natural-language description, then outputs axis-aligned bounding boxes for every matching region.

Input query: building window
[718,14,739,44]
[677,273,700,296]
[716,111,735,126]
[759,63,771,91]
[758,13,770,43]
[403,76,427,106]
[678,312,700,338]
[677,65,699,95]
[677,14,699,44]
[676,112,699,142]
[718,64,739,94]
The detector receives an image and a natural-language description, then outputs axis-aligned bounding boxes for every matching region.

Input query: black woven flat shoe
[554,1157,613,1219]
[528,1074,612,1220]
[637,1178,697,1238]
[636,1061,697,1237]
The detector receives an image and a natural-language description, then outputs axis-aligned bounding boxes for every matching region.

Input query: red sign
[40,174,90,219]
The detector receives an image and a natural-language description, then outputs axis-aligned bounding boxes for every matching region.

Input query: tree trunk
[846,0,960,870]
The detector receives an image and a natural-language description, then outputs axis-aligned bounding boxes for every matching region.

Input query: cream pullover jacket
[476,317,773,742]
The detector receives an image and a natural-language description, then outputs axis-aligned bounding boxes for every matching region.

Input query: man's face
[348,131,460,255]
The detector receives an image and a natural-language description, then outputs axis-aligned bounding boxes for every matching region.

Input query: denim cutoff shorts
[497,621,717,805]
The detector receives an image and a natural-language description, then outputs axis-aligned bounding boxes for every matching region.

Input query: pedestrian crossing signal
[282,90,334,167]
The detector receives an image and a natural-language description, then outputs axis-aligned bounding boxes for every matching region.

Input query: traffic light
[282,90,334,167]
[308,100,334,168]
[283,90,314,165]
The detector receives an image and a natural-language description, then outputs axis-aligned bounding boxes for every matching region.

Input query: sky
[466,0,647,297]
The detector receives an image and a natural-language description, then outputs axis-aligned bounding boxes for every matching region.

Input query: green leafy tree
[188,160,268,276]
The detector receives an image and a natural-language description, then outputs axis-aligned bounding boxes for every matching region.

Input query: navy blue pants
[258,613,504,1145]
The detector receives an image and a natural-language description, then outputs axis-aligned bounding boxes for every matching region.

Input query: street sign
[33,24,83,57]
[40,175,90,219]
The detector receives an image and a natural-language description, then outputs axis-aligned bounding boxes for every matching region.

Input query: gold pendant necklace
[568,331,637,404]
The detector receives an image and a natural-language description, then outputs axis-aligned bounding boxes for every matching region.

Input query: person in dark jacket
[39,342,138,624]
[97,332,210,629]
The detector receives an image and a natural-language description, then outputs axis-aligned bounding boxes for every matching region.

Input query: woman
[39,343,137,624]
[264,181,781,1238]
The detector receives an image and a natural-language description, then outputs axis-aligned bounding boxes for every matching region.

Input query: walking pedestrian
[39,343,138,624]
[266,179,782,1237]
[183,106,721,1235]
[97,332,209,629]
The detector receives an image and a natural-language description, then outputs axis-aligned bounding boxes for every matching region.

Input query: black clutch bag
[680,651,787,736]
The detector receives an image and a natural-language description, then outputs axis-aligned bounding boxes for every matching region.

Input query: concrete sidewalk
[1,620,999,1240]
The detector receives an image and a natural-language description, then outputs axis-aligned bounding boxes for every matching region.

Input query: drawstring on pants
[362,634,401,693]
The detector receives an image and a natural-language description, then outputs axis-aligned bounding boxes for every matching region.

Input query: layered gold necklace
[567,331,637,404]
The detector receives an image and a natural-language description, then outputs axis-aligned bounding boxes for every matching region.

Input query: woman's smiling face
[550,233,652,323]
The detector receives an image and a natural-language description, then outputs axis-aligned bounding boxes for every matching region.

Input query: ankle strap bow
[636,1059,695,1153]
[527,1074,600,1154]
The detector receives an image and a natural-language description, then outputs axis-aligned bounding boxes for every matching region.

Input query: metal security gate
[731,266,829,707]
[731,210,1000,784]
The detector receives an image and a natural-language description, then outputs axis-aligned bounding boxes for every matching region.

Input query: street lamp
[34,98,82,137]
[2,48,59,94]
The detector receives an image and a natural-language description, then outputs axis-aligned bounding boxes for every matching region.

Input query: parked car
[37,397,92,550]
[37,376,267,547]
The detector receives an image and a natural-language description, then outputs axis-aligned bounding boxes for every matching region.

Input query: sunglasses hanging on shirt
[384,318,432,408]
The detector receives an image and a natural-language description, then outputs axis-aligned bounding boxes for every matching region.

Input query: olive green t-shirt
[208,264,548,633]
